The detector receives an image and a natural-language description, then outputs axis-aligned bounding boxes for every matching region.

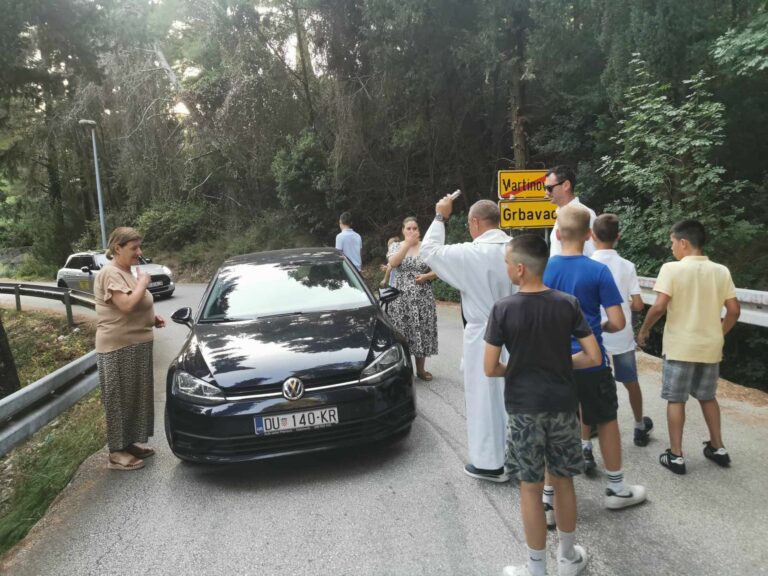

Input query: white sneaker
[502,565,534,576]
[605,484,647,509]
[558,545,588,576]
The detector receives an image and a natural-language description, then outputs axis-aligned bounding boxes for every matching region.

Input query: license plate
[78,280,89,290]
[149,280,163,288]
[255,407,339,435]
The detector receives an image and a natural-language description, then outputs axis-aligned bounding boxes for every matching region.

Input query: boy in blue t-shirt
[485,234,601,576]
[541,206,646,521]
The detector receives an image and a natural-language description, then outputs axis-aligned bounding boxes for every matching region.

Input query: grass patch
[0,308,104,555]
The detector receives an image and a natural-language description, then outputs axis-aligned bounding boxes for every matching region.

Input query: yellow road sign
[499,199,557,229]
[498,170,548,199]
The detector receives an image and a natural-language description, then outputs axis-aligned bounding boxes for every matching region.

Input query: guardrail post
[63,291,74,328]
[14,285,21,311]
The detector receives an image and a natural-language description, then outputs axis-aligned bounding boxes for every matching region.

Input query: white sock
[581,439,592,450]
[558,529,577,561]
[635,420,645,430]
[606,469,625,494]
[527,547,546,576]
[543,485,555,506]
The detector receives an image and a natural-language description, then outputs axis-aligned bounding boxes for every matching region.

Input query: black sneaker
[583,446,597,474]
[633,416,654,447]
[463,464,510,483]
[659,449,686,475]
[703,441,731,467]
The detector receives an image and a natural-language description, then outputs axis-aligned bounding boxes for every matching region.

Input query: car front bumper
[165,366,415,463]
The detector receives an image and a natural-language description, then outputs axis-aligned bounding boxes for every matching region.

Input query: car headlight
[360,344,405,383]
[172,371,225,405]
[162,265,173,279]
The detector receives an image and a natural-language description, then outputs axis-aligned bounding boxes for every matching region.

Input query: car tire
[57,280,67,288]
[387,425,412,445]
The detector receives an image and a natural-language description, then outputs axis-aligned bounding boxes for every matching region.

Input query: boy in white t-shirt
[591,214,653,446]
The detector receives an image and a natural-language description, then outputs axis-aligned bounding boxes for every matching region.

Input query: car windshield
[200,259,372,321]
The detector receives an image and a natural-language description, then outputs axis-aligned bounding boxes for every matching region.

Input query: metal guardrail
[0,283,98,456]
[0,352,98,457]
[0,282,95,327]
[638,277,768,328]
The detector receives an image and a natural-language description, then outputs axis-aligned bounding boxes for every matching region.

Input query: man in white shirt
[421,197,514,482]
[545,166,597,256]
[335,212,362,270]
[591,213,653,447]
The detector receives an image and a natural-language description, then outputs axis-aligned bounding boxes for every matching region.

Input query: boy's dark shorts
[574,367,619,426]
[505,411,584,483]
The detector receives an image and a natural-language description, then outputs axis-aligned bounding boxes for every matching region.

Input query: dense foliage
[0,0,766,387]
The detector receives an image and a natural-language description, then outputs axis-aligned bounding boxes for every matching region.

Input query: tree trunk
[0,315,21,399]
[509,5,529,169]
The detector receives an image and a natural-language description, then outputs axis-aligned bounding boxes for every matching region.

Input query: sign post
[497,169,556,230]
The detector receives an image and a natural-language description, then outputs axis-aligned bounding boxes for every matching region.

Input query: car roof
[222,248,344,267]
[68,251,106,258]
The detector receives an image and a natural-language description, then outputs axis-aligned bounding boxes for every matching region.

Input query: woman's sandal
[126,444,155,459]
[416,371,433,381]
[107,454,145,471]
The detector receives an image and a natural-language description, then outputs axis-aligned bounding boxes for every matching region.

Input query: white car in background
[56,251,175,298]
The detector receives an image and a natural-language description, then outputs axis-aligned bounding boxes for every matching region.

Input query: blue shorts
[611,350,638,384]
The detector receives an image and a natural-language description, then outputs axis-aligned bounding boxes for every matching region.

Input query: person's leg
[597,419,622,472]
[520,481,548,551]
[699,398,723,448]
[415,357,432,380]
[623,380,643,423]
[667,402,686,455]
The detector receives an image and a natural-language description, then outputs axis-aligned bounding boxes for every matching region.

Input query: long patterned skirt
[96,341,154,452]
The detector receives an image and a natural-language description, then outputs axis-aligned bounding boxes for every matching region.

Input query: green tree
[599,56,766,285]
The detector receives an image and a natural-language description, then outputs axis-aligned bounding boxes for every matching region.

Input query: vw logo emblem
[282,377,304,401]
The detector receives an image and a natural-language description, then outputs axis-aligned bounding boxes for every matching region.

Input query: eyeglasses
[544,181,565,194]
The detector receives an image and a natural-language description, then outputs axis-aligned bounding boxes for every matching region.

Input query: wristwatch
[434,213,446,223]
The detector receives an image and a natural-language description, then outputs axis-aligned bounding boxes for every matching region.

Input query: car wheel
[57,280,67,288]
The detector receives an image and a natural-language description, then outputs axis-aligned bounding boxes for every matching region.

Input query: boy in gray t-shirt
[484,235,601,576]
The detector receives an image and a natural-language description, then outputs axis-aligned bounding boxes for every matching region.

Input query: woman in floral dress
[387,217,439,380]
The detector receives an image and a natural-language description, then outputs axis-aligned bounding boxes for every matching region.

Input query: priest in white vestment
[420,197,514,482]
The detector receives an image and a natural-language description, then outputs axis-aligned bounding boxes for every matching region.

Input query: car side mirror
[171,307,194,328]
[378,286,401,305]
[144,257,152,263]
[80,266,92,275]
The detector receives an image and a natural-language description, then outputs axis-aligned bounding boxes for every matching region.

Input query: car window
[69,256,86,269]
[64,256,76,269]
[201,260,372,321]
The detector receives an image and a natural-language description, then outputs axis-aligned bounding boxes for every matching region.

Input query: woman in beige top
[94,227,165,471]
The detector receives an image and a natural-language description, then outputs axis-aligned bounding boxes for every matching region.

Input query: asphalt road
[2,284,767,575]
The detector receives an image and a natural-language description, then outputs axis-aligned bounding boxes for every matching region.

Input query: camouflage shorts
[505,411,585,483]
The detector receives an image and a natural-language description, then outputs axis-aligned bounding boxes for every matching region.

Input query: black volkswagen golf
[165,248,416,463]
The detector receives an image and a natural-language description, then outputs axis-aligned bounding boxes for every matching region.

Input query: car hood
[179,306,393,390]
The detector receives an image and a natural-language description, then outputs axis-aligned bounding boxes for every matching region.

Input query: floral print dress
[386,242,438,357]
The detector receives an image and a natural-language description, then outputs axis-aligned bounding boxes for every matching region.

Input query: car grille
[225,371,362,398]
[148,274,171,292]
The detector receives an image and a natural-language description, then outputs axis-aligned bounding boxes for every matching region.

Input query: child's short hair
[387,236,399,246]
[557,205,591,241]
[671,219,707,248]
[339,211,352,226]
[508,234,549,276]
[593,213,620,243]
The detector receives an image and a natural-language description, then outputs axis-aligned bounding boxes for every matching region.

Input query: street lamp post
[78,119,108,250]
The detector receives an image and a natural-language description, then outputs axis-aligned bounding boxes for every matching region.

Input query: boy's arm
[483,343,506,378]
[637,292,671,347]
[573,333,602,370]
[601,304,626,333]
[630,294,645,312]
[722,297,740,336]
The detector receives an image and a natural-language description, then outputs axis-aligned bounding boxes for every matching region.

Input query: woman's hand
[135,269,151,289]
[154,315,166,328]
[415,272,437,284]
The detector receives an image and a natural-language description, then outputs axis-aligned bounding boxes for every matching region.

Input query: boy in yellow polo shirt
[638,220,740,475]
